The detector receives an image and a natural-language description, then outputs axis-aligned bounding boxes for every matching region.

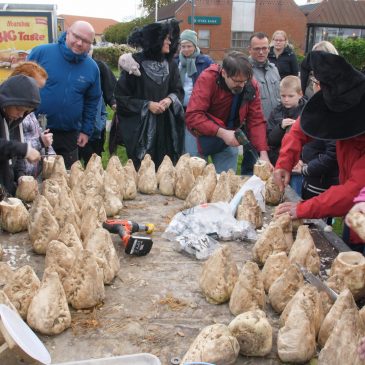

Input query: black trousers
[79,129,105,165]
[51,130,79,169]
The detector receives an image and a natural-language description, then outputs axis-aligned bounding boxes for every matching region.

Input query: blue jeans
[186,130,238,173]
[184,128,200,156]
[210,146,238,173]
[289,174,303,197]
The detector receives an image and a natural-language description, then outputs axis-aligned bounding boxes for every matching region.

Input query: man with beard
[186,51,269,173]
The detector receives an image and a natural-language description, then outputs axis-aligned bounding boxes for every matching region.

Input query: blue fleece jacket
[28,33,101,136]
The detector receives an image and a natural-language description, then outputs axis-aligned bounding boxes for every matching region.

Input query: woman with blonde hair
[312,40,339,54]
[268,30,299,79]
[300,40,339,97]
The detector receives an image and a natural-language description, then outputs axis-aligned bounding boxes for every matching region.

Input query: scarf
[141,60,169,85]
[179,48,200,83]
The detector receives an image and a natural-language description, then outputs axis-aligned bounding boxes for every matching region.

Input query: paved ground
[0,189,344,365]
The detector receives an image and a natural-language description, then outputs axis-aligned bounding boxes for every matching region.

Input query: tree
[104,16,152,44]
[141,0,177,14]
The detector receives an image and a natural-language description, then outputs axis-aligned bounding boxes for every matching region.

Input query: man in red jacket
[274,51,365,251]
[185,51,270,173]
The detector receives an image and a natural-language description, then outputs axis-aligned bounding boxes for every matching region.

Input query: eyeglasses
[229,77,248,85]
[70,31,92,45]
[251,46,269,53]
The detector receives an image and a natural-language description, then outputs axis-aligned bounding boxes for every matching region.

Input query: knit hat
[300,51,365,140]
[0,75,40,109]
[180,29,197,48]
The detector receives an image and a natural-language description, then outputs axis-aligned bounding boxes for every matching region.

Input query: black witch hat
[300,51,365,140]
[127,20,180,62]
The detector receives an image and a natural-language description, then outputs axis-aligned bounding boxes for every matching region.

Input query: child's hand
[40,129,53,147]
[25,146,41,163]
[281,118,296,129]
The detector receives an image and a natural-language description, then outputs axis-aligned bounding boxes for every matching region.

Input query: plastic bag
[162,201,257,242]
[229,174,266,214]
[174,234,220,260]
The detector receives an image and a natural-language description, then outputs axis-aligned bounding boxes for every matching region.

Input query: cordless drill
[234,128,260,162]
[103,219,155,256]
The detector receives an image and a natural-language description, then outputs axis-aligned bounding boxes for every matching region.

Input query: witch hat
[300,51,365,140]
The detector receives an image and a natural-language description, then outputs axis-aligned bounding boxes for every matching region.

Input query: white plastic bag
[174,234,220,260]
[229,174,266,214]
[163,201,257,242]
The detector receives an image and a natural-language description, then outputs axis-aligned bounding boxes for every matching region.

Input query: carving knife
[296,264,338,302]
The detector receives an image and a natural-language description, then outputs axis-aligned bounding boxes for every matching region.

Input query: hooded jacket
[268,45,299,79]
[28,32,101,136]
[0,75,40,195]
[267,97,306,164]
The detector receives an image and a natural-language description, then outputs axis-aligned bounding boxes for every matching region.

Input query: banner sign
[0,11,53,81]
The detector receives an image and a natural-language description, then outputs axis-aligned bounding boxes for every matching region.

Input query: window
[198,30,210,48]
[231,31,251,49]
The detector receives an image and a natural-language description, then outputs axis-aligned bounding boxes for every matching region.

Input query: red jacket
[185,64,268,152]
[276,119,365,243]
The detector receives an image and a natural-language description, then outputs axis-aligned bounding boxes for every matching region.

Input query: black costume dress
[115,52,184,169]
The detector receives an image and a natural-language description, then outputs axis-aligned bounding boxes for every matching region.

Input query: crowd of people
[1,16,365,356]
[1,21,365,251]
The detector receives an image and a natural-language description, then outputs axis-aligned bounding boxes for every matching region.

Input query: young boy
[10,61,54,177]
[267,75,306,195]
[0,75,42,196]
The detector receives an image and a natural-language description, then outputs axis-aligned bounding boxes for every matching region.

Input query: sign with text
[188,16,221,25]
[0,12,53,81]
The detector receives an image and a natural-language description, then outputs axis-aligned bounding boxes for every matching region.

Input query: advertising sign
[0,11,53,81]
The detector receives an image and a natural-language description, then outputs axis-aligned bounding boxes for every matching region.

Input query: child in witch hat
[273,50,365,251]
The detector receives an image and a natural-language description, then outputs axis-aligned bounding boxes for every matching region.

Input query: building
[58,14,119,43]
[158,0,306,62]
[303,0,365,51]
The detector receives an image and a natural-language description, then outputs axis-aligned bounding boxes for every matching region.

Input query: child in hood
[0,75,41,196]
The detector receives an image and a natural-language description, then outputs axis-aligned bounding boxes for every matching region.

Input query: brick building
[304,0,365,51]
[168,0,307,62]
[58,14,119,43]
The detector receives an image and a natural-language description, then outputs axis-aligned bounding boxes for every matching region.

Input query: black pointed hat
[300,51,365,140]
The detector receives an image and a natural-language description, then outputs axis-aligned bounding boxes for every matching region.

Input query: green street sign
[188,16,221,25]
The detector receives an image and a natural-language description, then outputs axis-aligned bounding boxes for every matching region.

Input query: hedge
[332,37,365,71]
[93,44,137,69]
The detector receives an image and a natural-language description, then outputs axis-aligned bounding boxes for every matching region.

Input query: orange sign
[0,15,50,81]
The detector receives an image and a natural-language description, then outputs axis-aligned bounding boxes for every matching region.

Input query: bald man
[28,21,101,168]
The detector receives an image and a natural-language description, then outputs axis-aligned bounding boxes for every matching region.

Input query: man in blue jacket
[28,20,101,168]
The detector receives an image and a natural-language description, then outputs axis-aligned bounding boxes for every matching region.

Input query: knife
[296,264,338,302]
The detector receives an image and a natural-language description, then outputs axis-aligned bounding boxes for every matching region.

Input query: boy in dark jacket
[0,75,42,196]
[267,76,306,194]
